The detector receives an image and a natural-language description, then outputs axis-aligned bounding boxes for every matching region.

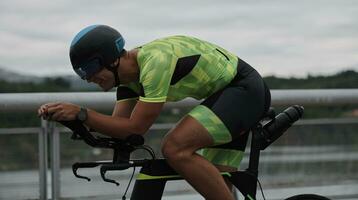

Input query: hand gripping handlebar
[58,120,153,185]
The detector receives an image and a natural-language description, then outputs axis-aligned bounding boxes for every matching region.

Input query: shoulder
[137,39,177,68]
[137,38,174,58]
[137,35,196,55]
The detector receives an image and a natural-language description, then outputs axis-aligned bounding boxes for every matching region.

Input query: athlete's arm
[38,99,160,139]
[112,99,137,118]
[84,101,164,139]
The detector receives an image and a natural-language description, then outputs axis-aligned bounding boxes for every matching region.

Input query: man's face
[87,68,115,91]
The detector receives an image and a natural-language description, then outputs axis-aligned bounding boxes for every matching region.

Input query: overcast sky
[0,0,357,77]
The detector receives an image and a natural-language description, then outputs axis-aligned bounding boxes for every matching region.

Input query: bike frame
[61,105,308,200]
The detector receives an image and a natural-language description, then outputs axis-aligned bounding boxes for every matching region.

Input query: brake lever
[100,163,133,186]
[100,166,120,186]
[72,161,112,182]
[73,170,91,182]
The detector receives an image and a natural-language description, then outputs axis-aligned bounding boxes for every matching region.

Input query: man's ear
[110,58,120,68]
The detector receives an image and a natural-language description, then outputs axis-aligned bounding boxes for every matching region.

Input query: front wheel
[284,194,331,200]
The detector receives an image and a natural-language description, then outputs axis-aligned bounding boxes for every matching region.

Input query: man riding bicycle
[38,24,270,200]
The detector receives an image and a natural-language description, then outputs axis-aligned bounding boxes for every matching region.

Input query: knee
[161,137,190,162]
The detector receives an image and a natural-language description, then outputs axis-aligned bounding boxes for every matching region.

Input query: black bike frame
[61,105,305,200]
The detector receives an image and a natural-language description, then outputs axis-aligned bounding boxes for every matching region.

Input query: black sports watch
[76,107,88,122]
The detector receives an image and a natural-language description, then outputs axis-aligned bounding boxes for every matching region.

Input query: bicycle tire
[284,194,331,200]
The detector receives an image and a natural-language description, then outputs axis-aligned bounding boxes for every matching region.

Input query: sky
[0,0,357,78]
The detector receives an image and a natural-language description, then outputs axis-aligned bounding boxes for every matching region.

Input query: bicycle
[58,105,331,200]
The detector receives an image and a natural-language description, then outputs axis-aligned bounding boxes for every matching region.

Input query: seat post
[247,124,263,177]
[240,124,264,200]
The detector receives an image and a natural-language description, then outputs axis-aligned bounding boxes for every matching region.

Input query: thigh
[189,69,269,168]
[163,115,215,153]
[201,71,268,141]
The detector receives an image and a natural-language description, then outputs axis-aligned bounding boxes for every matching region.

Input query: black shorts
[189,58,271,167]
[189,58,271,150]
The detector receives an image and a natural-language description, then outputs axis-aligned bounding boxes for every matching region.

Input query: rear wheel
[285,194,330,200]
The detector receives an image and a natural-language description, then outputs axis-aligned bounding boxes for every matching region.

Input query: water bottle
[260,105,304,150]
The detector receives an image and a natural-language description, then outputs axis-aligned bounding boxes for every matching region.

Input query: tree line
[1,70,358,128]
[1,70,357,170]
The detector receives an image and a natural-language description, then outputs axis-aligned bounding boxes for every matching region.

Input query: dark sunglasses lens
[75,59,102,80]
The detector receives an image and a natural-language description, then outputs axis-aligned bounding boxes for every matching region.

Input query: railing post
[39,119,48,200]
[50,122,61,200]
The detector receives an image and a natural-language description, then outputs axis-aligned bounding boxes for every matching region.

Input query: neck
[118,49,140,84]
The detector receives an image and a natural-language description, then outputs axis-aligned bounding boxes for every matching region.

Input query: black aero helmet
[69,24,125,83]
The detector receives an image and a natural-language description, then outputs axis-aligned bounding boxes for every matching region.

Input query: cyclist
[38,24,270,200]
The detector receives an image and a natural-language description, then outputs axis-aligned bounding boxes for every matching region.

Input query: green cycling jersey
[117,35,239,102]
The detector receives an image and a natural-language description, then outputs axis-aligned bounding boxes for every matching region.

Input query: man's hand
[38,102,81,121]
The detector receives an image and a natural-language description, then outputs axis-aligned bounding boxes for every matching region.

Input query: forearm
[85,109,143,139]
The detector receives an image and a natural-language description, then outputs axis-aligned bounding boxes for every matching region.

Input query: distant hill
[63,76,98,90]
[1,65,357,91]
[264,70,358,89]
[0,67,44,83]
[0,66,97,90]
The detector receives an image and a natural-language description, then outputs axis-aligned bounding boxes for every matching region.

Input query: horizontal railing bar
[1,89,358,112]
[295,118,358,125]
[0,127,41,134]
[1,118,358,135]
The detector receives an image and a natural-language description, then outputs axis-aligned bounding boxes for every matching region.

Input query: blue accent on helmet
[70,24,99,47]
[115,37,125,53]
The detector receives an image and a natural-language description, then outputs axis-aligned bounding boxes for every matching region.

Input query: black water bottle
[260,105,304,150]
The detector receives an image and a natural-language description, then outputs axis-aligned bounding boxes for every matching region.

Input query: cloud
[0,0,358,77]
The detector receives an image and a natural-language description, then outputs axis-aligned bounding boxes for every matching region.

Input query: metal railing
[1,89,358,200]
[1,89,358,112]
